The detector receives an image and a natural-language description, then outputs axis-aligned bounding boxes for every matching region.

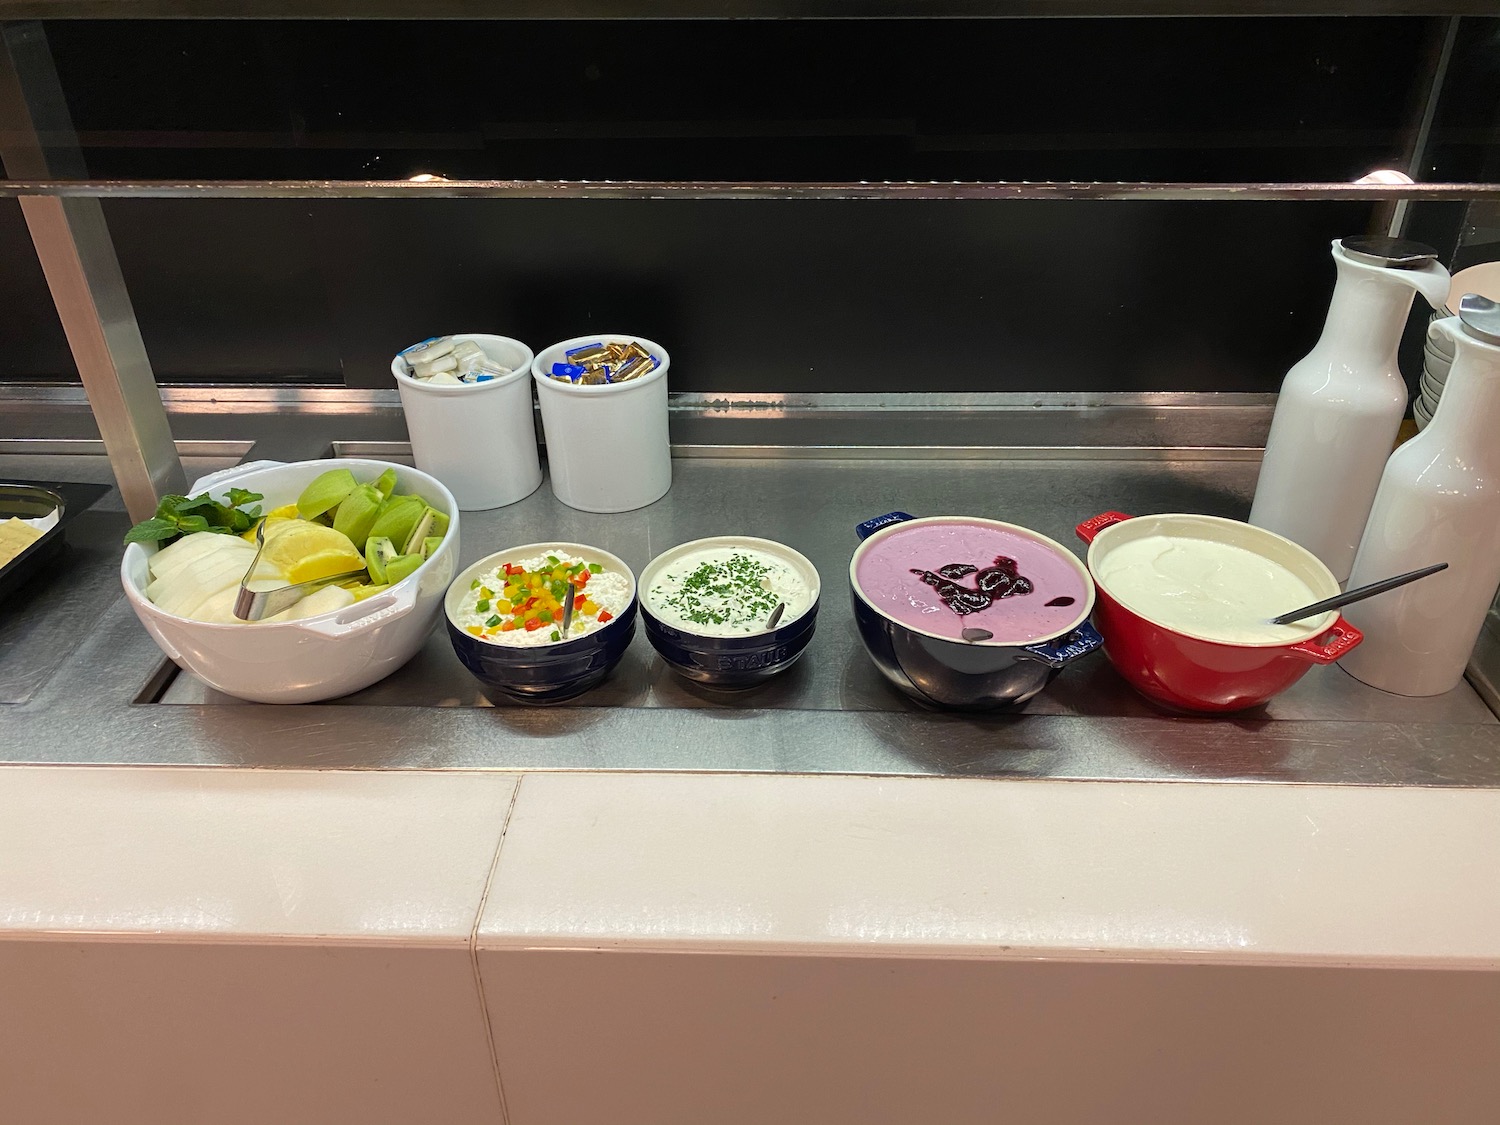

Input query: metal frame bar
[2,0,1496,17]
[1380,14,1462,238]
[4,178,1500,201]
[0,21,183,520]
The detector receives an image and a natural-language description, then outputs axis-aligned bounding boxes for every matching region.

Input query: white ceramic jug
[1249,237,1450,583]
[1340,294,1500,696]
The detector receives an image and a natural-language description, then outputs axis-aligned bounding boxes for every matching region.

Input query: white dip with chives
[646,543,814,636]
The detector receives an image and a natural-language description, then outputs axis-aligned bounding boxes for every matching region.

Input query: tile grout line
[470,774,526,1125]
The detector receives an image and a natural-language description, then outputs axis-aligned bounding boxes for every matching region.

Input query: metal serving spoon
[232,519,366,622]
[1268,562,1448,626]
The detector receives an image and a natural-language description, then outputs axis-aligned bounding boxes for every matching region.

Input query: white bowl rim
[639,535,822,636]
[849,515,1095,647]
[444,541,637,647]
[1085,512,1340,648]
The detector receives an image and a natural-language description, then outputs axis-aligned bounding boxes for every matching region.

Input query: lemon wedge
[255,522,363,584]
[240,504,303,543]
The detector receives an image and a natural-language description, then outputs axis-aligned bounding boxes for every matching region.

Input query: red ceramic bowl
[1076,511,1363,713]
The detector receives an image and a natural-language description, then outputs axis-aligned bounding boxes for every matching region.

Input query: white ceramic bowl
[391,333,542,512]
[531,334,671,513]
[1414,396,1433,431]
[121,459,459,704]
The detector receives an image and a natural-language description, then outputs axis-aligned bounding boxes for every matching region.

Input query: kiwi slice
[374,468,399,499]
[385,553,424,585]
[296,468,358,521]
[400,506,436,556]
[364,535,398,584]
[367,495,425,550]
[332,484,383,552]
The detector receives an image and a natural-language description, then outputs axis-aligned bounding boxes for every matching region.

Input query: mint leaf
[226,488,264,509]
[175,514,212,534]
[154,494,189,519]
[173,494,223,516]
[123,518,180,545]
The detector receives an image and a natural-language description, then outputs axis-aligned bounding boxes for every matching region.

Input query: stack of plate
[1417,260,1500,430]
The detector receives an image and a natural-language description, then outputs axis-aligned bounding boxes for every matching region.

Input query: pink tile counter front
[3,766,1499,1125]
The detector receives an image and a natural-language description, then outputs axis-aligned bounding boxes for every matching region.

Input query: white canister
[391,333,543,512]
[532,334,672,513]
[1248,238,1450,583]
[1340,297,1500,696]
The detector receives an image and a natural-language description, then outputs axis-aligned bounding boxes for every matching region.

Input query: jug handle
[1400,260,1452,311]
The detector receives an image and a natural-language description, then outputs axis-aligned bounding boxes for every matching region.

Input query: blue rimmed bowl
[850,511,1103,711]
[640,536,820,689]
[444,542,637,704]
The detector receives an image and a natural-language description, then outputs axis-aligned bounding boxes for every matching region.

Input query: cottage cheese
[456,550,632,647]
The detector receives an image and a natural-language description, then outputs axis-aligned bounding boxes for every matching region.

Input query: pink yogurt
[854,519,1090,643]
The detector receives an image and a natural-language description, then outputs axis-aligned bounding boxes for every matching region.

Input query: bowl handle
[291,581,418,639]
[1289,618,1363,664]
[1075,511,1133,544]
[188,460,286,496]
[1017,621,1104,669]
[855,512,917,541]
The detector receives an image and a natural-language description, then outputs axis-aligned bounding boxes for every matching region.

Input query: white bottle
[1249,237,1449,583]
[1340,294,1500,696]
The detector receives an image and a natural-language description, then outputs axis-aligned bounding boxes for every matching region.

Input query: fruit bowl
[121,459,459,704]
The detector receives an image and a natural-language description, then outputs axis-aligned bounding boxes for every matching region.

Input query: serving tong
[1268,562,1449,626]
[232,519,366,622]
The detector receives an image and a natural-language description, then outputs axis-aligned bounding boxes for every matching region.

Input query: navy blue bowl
[444,544,637,704]
[640,536,822,689]
[850,511,1103,711]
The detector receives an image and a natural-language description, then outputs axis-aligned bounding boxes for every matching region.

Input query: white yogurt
[1097,533,1334,644]
[645,540,816,637]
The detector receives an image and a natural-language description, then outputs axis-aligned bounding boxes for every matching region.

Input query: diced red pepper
[597,610,613,624]
[524,618,543,631]
[571,570,590,588]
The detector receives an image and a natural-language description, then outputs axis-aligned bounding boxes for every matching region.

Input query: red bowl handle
[1289,617,1364,664]
[1075,511,1133,545]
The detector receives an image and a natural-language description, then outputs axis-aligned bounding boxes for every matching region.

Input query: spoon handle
[1269,562,1449,626]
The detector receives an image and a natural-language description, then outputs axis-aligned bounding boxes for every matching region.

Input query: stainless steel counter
[3,393,1497,785]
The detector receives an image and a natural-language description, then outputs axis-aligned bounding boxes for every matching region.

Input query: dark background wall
[2,16,1497,390]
